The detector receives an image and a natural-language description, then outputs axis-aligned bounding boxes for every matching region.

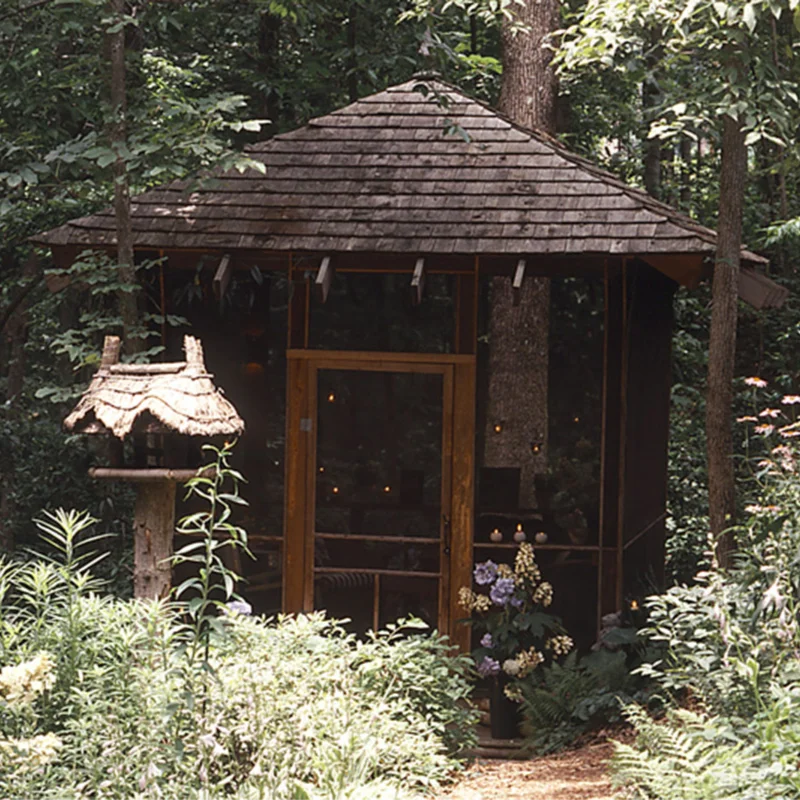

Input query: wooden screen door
[284,350,475,649]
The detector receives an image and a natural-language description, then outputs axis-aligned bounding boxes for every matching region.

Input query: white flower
[502,659,522,677]
[0,654,56,707]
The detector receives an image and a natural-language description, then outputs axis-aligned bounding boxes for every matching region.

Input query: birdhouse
[64,334,244,599]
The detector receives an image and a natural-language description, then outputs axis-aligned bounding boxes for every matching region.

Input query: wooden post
[133,481,176,599]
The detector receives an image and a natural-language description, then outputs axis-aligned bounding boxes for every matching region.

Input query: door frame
[283,349,475,651]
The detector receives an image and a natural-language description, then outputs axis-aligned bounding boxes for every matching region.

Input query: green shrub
[0,502,475,799]
[612,383,800,798]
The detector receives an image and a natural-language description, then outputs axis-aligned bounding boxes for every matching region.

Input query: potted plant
[459,542,573,739]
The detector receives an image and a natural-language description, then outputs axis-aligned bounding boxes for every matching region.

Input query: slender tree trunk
[707,113,747,567]
[484,0,558,508]
[108,0,139,352]
[679,136,692,211]
[0,254,38,552]
[258,10,281,127]
[346,4,358,103]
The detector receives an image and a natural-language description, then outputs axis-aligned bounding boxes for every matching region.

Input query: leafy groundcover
[0,518,477,800]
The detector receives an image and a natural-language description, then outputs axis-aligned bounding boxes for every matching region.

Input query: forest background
[2,0,800,588]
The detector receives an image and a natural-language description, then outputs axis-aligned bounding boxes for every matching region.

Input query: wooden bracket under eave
[315,256,333,303]
[512,258,526,305]
[411,257,425,305]
[213,253,232,300]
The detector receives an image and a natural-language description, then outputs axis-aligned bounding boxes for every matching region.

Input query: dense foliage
[612,386,800,797]
[0,504,476,800]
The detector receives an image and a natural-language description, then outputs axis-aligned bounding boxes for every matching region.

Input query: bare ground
[439,741,623,800]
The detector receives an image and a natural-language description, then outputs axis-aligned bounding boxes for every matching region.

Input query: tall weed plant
[0,444,476,799]
[613,379,800,798]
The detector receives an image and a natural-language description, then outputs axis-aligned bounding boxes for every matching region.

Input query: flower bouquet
[459,543,572,736]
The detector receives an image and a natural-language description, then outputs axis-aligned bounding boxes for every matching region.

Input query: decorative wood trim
[411,257,425,305]
[213,253,232,300]
[512,258,526,306]
[315,255,333,303]
[286,349,475,365]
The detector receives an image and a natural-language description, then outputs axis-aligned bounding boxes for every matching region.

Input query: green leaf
[742,3,757,32]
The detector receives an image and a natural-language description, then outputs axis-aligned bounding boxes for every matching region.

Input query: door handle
[442,514,451,556]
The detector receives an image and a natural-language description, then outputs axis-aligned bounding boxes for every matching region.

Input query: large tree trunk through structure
[484,0,558,508]
[133,481,176,599]
[707,113,747,567]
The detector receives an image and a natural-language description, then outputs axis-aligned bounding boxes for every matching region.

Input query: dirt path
[440,742,621,800]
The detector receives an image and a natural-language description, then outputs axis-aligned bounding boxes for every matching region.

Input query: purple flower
[510,595,524,609]
[474,561,498,586]
[224,600,252,616]
[490,577,515,606]
[480,633,493,648]
[477,656,500,677]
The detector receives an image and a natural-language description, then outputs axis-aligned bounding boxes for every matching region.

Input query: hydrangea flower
[510,595,524,609]
[476,656,500,677]
[480,632,493,648]
[224,600,253,616]
[490,577,515,606]
[474,560,498,586]
[502,659,521,677]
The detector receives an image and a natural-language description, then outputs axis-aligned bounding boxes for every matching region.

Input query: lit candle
[490,527,503,543]
[328,392,336,403]
[513,523,526,543]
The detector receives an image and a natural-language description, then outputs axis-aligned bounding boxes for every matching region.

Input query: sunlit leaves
[557,0,800,147]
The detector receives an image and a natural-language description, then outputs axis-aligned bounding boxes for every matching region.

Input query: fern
[612,705,775,799]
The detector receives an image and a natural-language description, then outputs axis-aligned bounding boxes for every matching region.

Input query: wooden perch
[213,253,232,300]
[512,259,526,306]
[411,257,425,305]
[316,256,333,303]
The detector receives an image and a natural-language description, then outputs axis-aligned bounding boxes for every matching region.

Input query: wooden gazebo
[35,78,785,647]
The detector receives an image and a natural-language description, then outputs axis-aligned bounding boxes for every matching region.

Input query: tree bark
[497,0,559,134]
[0,254,38,552]
[707,113,747,567]
[484,0,558,508]
[133,481,176,599]
[108,0,139,353]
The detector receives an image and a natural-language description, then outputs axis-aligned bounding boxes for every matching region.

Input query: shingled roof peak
[32,75,768,275]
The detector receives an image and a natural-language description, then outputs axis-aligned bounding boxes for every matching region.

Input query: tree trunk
[0,254,38,552]
[707,113,747,567]
[133,481,176,599]
[497,0,559,134]
[484,0,558,508]
[108,0,139,353]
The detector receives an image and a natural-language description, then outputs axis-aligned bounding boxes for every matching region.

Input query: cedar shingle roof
[33,78,766,265]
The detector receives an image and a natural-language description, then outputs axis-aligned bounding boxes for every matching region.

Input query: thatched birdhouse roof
[64,335,245,439]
